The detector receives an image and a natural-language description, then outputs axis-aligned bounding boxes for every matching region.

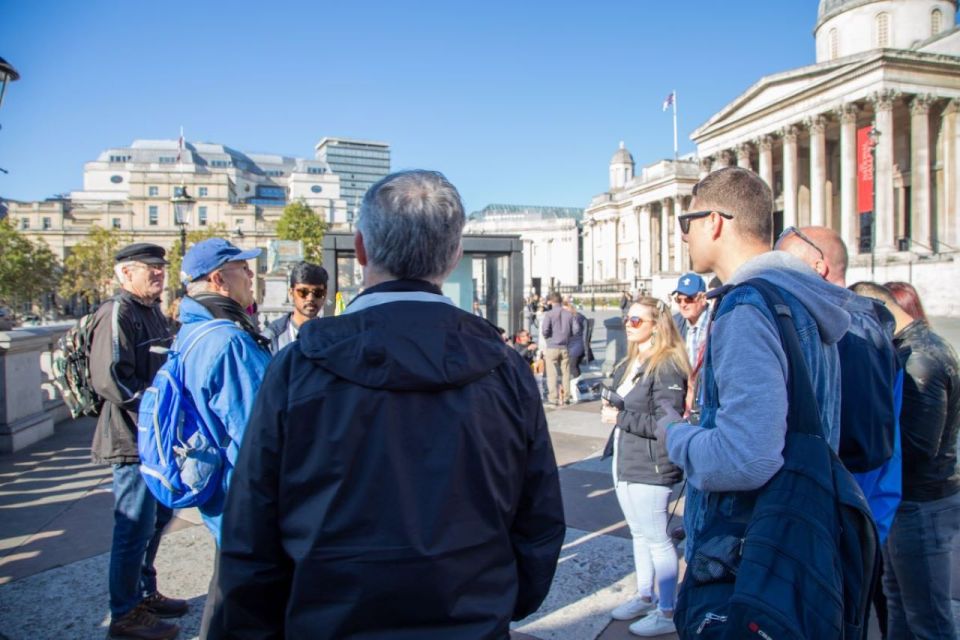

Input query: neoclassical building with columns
[585,0,960,313]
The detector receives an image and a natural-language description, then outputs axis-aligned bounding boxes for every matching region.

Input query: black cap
[114,243,168,265]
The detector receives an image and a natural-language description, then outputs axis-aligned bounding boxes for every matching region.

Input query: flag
[334,291,346,316]
[176,127,184,163]
[662,91,675,112]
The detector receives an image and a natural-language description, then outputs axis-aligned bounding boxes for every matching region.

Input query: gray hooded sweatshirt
[663,251,851,492]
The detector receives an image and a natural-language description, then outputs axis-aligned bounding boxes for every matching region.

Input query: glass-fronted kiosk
[321,233,524,336]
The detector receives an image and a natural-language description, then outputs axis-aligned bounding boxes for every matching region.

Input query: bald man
[777,226,903,638]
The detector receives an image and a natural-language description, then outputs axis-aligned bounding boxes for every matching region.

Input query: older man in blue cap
[671,272,710,366]
[173,238,273,633]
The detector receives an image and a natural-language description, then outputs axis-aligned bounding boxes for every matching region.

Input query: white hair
[356,170,465,281]
[114,261,136,283]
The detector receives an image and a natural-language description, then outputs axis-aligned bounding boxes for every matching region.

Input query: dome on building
[610,141,634,165]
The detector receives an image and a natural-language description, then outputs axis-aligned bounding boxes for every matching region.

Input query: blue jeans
[109,463,173,618]
[882,491,960,640]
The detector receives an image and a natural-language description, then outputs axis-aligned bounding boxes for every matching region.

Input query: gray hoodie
[663,251,850,492]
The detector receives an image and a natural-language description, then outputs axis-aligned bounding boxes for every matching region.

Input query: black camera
[600,385,625,410]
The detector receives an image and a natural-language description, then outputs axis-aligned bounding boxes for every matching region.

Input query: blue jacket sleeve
[207,337,271,467]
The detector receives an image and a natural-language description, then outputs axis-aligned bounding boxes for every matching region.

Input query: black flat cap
[115,243,168,265]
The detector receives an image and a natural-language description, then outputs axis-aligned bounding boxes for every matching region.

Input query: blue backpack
[137,319,238,509]
[675,279,879,639]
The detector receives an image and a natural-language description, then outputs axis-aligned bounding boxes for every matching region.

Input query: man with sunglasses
[658,168,851,568]
[671,272,710,366]
[263,261,328,354]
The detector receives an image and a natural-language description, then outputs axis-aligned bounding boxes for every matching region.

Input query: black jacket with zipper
[603,358,686,486]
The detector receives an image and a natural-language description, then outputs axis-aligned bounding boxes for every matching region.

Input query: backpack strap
[175,319,240,360]
[737,278,825,440]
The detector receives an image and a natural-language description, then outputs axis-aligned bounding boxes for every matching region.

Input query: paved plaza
[0,311,958,639]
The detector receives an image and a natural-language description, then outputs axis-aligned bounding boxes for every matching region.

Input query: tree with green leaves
[166,223,229,298]
[276,200,328,263]
[0,219,60,316]
[59,225,131,305]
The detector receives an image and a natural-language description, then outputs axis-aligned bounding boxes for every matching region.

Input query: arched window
[875,12,890,48]
[829,28,839,59]
[931,8,943,35]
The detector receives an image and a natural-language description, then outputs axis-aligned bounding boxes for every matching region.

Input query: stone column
[944,100,960,249]
[638,205,652,278]
[737,143,752,170]
[660,199,672,273]
[911,94,934,253]
[674,195,686,272]
[698,156,713,179]
[758,135,774,191]
[873,91,898,252]
[839,104,859,252]
[782,125,799,228]
[809,115,827,226]
[717,150,734,169]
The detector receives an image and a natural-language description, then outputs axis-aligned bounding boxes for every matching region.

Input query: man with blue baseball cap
[173,238,273,634]
[671,272,709,366]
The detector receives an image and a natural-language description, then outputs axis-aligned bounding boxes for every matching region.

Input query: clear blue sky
[2,1,846,213]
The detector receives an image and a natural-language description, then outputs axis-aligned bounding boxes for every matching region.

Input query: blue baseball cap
[181,238,261,282]
[672,272,706,297]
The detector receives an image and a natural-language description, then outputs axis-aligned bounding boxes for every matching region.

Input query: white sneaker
[628,609,677,637]
[611,596,656,621]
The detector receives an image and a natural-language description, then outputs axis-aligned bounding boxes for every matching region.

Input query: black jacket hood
[298,300,507,392]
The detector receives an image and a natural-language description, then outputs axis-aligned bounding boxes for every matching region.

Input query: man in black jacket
[209,170,566,639]
[90,243,186,640]
[262,261,328,354]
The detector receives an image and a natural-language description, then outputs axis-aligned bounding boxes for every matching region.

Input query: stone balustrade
[0,324,74,453]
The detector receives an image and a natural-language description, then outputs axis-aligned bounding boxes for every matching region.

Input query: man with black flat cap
[90,243,187,640]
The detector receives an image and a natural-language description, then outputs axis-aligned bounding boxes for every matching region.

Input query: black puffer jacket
[894,319,960,502]
[89,290,171,464]
[211,281,566,640]
[603,357,686,486]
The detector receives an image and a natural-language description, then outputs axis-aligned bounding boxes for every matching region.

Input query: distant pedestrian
[602,297,688,636]
[90,243,185,640]
[263,261,328,354]
[542,291,582,406]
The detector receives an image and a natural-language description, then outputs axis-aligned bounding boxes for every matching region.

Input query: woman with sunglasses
[601,297,690,637]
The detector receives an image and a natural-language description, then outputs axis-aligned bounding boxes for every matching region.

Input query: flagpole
[673,90,679,161]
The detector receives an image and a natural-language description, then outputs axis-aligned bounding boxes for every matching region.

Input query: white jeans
[614,474,678,611]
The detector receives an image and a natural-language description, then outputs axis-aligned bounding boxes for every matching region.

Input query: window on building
[931,9,942,35]
[159,156,177,164]
[829,28,839,59]
[112,218,121,229]
[149,206,158,226]
[173,186,184,197]
[198,206,208,226]
[42,217,51,230]
[235,218,244,226]
[20,218,28,230]
[875,12,890,48]
[148,186,159,197]
[198,187,208,197]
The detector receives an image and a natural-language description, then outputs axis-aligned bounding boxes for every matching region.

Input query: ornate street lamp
[0,57,20,113]
[633,257,640,292]
[171,185,195,296]
[867,125,880,279]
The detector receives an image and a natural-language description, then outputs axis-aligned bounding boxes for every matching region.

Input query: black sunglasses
[777,226,824,260]
[678,210,734,234]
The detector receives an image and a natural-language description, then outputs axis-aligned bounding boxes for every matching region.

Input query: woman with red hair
[884,281,928,323]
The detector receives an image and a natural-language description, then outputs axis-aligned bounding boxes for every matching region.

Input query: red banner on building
[857,126,874,214]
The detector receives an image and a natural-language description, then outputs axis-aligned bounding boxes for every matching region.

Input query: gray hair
[186,280,211,297]
[356,170,465,281]
[114,261,136,283]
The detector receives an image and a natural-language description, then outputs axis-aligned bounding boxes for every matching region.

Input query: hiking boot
[108,604,179,640]
[628,609,676,637]
[141,592,189,618]
[611,596,656,620]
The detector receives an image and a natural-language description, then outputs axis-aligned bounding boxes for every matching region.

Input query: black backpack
[52,297,119,418]
[674,279,880,640]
